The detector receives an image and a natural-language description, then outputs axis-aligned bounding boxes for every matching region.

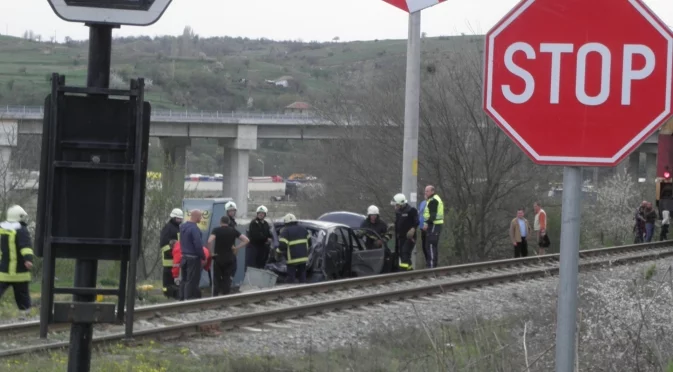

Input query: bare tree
[0,121,38,219]
[582,169,641,247]
[139,158,181,280]
[302,42,551,263]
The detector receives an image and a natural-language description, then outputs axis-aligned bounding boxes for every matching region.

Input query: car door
[322,227,350,280]
[348,228,385,277]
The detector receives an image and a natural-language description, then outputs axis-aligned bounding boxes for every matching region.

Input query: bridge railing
[1,105,320,120]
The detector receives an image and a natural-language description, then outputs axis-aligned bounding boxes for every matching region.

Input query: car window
[348,229,365,251]
[333,228,349,250]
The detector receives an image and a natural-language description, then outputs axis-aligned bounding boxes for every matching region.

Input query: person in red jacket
[170,240,211,299]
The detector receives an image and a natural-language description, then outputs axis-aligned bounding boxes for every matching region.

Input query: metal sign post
[401,11,421,209]
[482,0,673,370]
[556,166,581,371]
[36,1,170,371]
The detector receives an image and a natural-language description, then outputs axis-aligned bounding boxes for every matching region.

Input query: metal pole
[401,11,421,210]
[555,166,582,372]
[67,23,113,372]
[402,11,421,270]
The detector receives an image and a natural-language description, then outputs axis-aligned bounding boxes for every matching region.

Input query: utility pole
[401,11,421,209]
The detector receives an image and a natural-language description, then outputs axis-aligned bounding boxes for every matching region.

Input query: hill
[0,28,484,111]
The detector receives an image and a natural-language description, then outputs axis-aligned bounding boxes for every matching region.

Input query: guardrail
[0,105,320,120]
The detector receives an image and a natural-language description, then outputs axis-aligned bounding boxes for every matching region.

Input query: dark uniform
[0,221,34,310]
[160,218,181,298]
[277,223,311,283]
[359,216,390,250]
[395,204,419,270]
[247,218,273,269]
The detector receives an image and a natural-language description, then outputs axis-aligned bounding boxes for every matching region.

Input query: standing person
[661,210,670,241]
[208,216,250,296]
[159,208,183,299]
[391,193,419,271]
[422,185,444,269]
[533,201,549,255]
[509,207,532,258]
[418,199,427,266]
[277,214,310,283]
[179,210,206,300]
[224,201,238,228]
[0,205,33,311]
[247,206,273,269]
[644,202,658,242]
[360,205,390,249]
[634,201,647,243]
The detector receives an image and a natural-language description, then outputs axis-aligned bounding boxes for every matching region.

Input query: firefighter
[422,185,444,268]
[277,213,310,283]
[391,193,419,271]
[160,208,183,299]
[225,201,238,228]
[0,205,34,310]
[247,206,273,269]
[360,205,390,249]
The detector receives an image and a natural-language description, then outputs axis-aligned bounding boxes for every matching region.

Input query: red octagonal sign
[483,0,673,166]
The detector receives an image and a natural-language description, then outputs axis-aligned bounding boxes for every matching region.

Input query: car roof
[272,219,348,230]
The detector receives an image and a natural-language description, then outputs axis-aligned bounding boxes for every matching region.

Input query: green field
[0,32,482,111]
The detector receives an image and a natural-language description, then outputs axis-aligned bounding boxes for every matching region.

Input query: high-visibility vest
[0,223,34,282]
[423,194,444,225]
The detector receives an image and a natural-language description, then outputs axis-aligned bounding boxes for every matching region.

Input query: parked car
[264,216,397,284]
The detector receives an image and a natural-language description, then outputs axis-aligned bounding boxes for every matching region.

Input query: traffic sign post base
[555,166,582,372]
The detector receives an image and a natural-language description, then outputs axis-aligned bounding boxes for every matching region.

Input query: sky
[1,0,672,43]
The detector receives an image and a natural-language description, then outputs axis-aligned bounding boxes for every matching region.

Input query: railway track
[0,240,671,358]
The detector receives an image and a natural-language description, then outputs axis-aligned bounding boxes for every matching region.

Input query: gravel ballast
[172,257,673,370]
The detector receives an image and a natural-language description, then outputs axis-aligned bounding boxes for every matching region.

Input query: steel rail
[1,242,670,358]
[0,240,667,339]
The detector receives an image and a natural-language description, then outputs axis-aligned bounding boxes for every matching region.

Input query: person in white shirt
[660,210,670,241]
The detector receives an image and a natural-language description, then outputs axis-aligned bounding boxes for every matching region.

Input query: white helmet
[283,213,298,223]
[169,208,184,219]
[256,205,268,214]
[391,193,407,206]
[225,201,237,211]
[367,205,379,215]
[7,205,27,223]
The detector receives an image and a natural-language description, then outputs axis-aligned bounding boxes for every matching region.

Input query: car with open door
[264,217,397,283]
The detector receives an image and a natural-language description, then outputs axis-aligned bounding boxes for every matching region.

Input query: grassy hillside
[0,30,483,111]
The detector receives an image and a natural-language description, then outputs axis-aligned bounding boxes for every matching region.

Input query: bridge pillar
[627,152,640,181]
[646,152,657,181]
[160,138,190,202]
[0,120,18,177]
[219,125,257,218]
[657,134,673,178]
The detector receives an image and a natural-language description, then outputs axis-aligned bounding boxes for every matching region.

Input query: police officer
[423,185,444,268]
[360,205,390,249]
[0,205,34,310]
[160,208,183,298]
[277,214,310,283]
[225,201,238,228]
[247,205,273,269]
[391,193,419,271]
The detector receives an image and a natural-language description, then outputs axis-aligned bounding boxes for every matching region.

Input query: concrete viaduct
[1,105,669,213]
[0,105,345,217]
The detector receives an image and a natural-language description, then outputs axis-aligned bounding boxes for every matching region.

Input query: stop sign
[483,0,673,166]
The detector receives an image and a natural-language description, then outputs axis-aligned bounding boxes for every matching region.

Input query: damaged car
[264,214,398,283]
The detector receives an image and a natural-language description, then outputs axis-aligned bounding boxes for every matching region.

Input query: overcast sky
[1,0,673,42]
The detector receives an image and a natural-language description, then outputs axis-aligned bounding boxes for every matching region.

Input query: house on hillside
[284,102,312,114]
[265,75,294,88]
